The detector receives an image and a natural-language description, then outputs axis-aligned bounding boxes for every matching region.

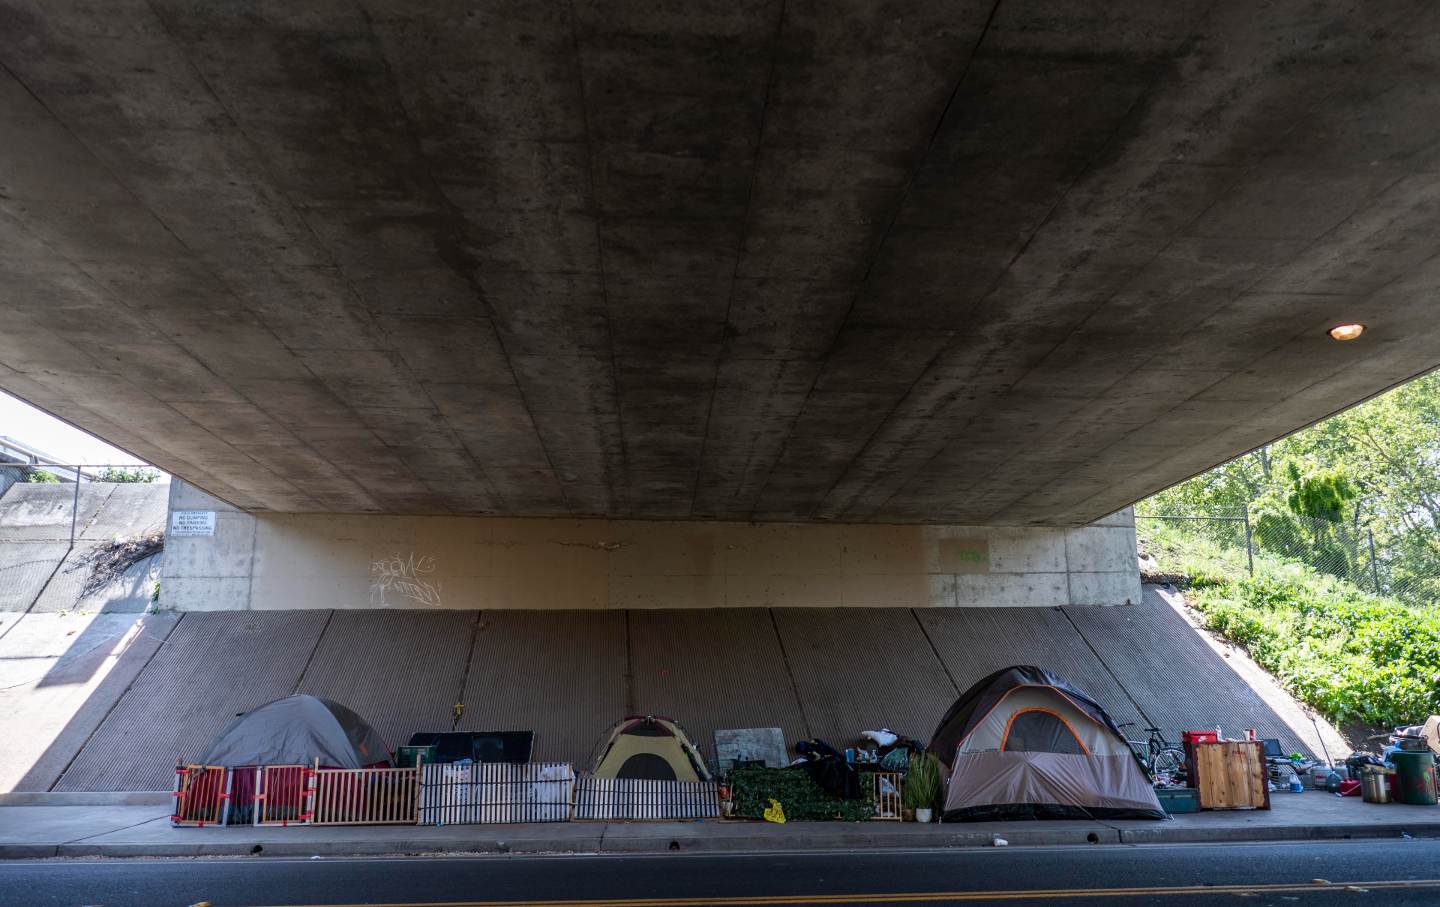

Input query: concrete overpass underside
[3,2,1440,525]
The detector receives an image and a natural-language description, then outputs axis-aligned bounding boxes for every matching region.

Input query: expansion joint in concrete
[767,609,812,740]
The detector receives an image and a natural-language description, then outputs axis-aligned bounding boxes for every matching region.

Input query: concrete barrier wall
[0,481,168,614]
[160,481,1140,611]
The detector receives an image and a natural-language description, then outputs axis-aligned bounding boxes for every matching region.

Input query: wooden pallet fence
[1193,741,1269,810]
[255,764,312,826]
[573,776,720,821]
[309,761,421,825]
[871,771,903,820]
[419,762,575,825]
[171,764,230,827]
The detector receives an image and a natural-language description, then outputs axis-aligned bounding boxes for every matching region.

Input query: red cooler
[1182,731,1220,787]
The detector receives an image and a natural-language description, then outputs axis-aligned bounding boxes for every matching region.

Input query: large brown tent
[927,666,1164,821]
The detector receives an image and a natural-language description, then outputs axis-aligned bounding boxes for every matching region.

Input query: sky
[0,389,153,467]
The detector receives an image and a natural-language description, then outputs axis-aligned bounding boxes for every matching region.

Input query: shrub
[1189,571,1440,728]
[903,752,941,810]
[730,766,876,821]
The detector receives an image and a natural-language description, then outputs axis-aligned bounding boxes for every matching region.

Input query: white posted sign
[170,510,216,537]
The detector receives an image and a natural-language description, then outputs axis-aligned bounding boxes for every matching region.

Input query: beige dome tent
[591,716,711,782]
[927,666,1164,821]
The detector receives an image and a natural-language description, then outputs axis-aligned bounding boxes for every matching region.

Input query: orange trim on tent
[953,685,1104,753]
[999,707,1091,755]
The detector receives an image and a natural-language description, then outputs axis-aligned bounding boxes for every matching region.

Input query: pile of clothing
[789,729,922,800]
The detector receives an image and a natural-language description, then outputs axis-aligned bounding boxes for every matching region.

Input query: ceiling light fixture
[1328,323,1365,341]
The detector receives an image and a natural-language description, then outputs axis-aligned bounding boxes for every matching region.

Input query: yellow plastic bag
[763,798,786,824]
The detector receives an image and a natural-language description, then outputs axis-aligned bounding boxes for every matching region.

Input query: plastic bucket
[1391,751,1438,805]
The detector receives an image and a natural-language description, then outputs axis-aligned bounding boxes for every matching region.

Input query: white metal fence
[419,762,575,825]
[573,776,720,821]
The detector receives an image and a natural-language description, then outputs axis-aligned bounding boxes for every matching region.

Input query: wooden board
[1193,742,1270,810]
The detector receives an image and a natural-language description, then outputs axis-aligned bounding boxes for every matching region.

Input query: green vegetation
[1141,371,1440,731]
[1183,568,1440,728]
[903,751,941,810]
[730,766,877,821]
[22,467,59,483]
[91,467,160,483]
[1148,371,1440,606]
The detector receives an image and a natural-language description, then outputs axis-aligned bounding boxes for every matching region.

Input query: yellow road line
[261,877,1440,907]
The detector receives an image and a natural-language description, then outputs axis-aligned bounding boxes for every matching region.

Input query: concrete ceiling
[2,2,1440,524]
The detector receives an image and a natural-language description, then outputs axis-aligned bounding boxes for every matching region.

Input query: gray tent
[200,695,392,768]
[928,666,1164,821]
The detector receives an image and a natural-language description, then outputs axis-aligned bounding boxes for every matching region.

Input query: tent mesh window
[1001,709,1087,755]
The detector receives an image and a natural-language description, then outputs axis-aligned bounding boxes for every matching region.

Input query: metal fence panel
[310,764,420,825]
[420,762,574,825]
[573,776,719,821]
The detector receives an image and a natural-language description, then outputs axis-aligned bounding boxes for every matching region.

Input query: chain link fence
[1137,509,1387,596]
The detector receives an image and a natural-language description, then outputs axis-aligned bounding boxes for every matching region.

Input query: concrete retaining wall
[0,586,1337,792]
[0,481,167,614]
[160,481,1141,611]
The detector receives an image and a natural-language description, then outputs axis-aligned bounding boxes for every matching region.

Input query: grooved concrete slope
[4,4,1440,524]
[458,610,628,767]
[8,589,1329,791]
[1064,587,1315,754]
[55,611,330,792]
[0,611,178,793]
[293,609,477,755]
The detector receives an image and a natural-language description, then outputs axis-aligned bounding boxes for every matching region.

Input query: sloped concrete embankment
[1,585,1342,794]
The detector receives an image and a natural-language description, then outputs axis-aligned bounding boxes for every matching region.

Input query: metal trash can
[1361,766,1392,804]
[1391,751,1438,806]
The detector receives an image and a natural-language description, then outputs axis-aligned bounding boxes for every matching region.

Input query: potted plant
[905,751,941,823]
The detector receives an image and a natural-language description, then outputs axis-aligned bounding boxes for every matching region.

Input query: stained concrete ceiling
[1,2,1440,524]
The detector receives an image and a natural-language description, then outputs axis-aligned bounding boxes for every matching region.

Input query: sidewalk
[3,792,1439,859]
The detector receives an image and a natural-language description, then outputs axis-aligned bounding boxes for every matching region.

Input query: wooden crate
[1193,742,1270,810]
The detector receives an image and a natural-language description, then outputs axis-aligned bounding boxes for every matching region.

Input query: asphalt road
[3,839,1438,907]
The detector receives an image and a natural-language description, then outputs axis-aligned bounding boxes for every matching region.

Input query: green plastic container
[397,744,437,768]
[1391,751,1437,805]
[1154,787,1200,814]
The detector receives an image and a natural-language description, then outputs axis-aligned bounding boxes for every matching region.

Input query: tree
[1141,370,1440,605]
[91,467,160,483]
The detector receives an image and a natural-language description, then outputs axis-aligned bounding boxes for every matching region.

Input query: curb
[5,821,1437,861]
[1116,822,1440,846]
[0,792,170,807]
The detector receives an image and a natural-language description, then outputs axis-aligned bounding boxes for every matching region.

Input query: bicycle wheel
[1151,747,1186,783]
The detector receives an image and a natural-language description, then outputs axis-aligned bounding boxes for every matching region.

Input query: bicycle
[1118,723,1187,784]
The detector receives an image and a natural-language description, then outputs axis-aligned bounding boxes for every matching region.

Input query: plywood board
[1194,741,1268,810]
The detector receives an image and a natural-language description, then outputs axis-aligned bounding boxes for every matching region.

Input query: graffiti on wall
[370,552,443,607]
